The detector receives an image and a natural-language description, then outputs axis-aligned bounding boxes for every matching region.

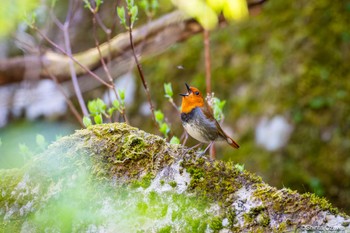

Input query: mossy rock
[0,123,349,232]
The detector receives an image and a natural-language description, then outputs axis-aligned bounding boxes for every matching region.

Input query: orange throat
[181,97,204,114]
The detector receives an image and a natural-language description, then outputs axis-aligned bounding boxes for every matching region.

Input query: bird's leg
[181,143,203,158]
[203,141,214,154]
[196,141,214,158]
[187,143,203,151]
[209,143,216,160]
[181,131,189,146]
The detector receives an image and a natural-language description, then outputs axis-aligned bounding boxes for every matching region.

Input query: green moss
[275,221,287,232]
[243,206,269,227]
[168,181,177,188]
[226,208,237,227]
[181,158,247,204]
[303,192,339,215]
[209,216,223,231]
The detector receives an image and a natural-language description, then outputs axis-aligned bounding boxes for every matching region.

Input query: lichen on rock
[0,123,349,232]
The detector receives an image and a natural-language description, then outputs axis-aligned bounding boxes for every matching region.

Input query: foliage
[117,0,139,29]
[172,0,248,30]
[85,91,126,126]
[0,0,39,36]
[141,0,350,211]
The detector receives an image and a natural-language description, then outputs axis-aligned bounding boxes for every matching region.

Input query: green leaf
[118,89,125,101]
[155,110,164,123]
[212,97,225,122]
[170,136,180,145]
[95,0,103,8]
[88,100,98,115]
[83,0,91,9]
[130,5,138,25]
[113,99,121,110]
[94,114,103,124]
[107,107,115,116]
[18,143,33,158]
[36,134,47,150]
[127,0,134,9]
[140,0,149,11]
[234,163,245,172]
[159,123,170,137]
[88,98,106,115]
[0,138,2,147]
[151,0,158,11]
[164,83,173,98]
[117,7,126,26]
[83,116,92,127]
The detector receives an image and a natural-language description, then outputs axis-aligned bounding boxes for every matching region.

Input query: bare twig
[32,27,113,88]
[128,15,157,125]
[62,23,89,116]
[91,13,128,123]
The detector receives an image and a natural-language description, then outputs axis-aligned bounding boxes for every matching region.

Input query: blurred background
[0,0,349,214]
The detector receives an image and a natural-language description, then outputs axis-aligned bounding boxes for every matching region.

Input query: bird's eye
[195,91,200,95]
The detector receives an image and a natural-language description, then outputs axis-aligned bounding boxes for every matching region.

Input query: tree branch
[0,1,267,86]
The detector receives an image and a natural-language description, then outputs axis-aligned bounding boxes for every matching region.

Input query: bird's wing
[201,102,240,149]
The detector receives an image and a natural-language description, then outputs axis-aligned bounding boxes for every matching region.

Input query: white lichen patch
[146,160,190,194]
[231,186,262,227]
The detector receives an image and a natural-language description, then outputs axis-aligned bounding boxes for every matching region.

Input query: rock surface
[0,123,349,232]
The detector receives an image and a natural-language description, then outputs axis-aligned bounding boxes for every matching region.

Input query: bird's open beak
[179,83,191,97]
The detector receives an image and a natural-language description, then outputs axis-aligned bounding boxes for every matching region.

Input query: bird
[180,83,239,154]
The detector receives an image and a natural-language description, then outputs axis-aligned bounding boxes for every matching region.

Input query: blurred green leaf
[159,123,170,137]
[83,0,91,9]
[117,7,126,26]
[130,5,138,26]
[113,100,121,111]
[164,83,173,98]
[36,134,47,150]
[169,136,180,145]
[95,0,103,9]
[234,163,245,172]
[155,110,164,124]
[94,114,103,124]
[118,89,125,101]
[83,116,92,127]
[151,0,158,11]
[212,97,226,122]
[18,143,33,158]
[0,0,40,36]
[107,107,116,116]
[88,98,106,116]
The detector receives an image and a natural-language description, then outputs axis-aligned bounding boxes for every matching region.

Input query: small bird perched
[180,83,239,153]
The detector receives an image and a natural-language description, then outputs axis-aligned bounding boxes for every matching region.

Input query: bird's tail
[226,136,240,149]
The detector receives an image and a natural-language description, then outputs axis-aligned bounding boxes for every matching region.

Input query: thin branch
[91,11,128,123]
[62,22,89,116]
[128,17,157,125]
[32,26,113,88]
